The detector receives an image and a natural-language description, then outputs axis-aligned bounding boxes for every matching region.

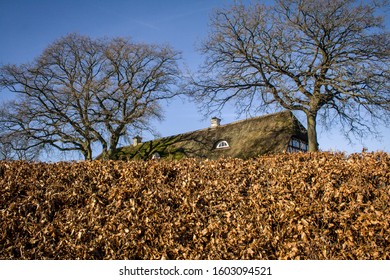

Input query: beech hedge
[0,152,389,259]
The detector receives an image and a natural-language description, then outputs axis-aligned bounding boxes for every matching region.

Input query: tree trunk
[79,141,93,160]
[107,134,120,159]
[105,149,116,160]
[85,145,93,160]
[99,133,120,160]
[306,111,319,152]
[82,149,92,160]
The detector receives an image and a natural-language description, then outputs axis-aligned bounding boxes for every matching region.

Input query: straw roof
[110,110,308,160]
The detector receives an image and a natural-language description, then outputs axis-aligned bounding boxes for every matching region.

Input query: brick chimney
[211,117,221,128]
[133,135,142,146]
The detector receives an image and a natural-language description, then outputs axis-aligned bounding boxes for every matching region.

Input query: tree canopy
[0,34,181,160]
[189,0,390,151]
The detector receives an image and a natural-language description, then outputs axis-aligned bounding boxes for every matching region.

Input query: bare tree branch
[0,34,182,160]
[188,0,390,151]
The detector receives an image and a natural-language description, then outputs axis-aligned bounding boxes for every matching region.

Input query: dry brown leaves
[0,152,389,259]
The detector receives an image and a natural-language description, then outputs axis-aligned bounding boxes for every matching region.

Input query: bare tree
[0,129,43,161]
[189,0,390,151]
[0,34,181,160]
[97,38,180,159]
[0,35,103,160]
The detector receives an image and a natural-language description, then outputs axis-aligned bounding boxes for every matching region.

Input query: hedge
[1,152,389,259]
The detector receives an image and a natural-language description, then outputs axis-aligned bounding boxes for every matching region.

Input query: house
[110,110,308,160]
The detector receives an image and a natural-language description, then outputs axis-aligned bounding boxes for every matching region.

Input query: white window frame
[216,140,229,149]
[151,152,161,159]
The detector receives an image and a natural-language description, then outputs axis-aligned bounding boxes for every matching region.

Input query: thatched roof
[111,110,308,160]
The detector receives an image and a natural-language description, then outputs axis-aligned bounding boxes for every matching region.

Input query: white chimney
[211,117,221,128]
[133,135,142,146]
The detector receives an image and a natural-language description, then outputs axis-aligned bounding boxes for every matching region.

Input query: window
[216,140,229,149]
[287,138,308,152]
[151,152,161,159]
[292,139,300,148]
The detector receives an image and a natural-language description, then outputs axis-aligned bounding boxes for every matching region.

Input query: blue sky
[0,0,389,159]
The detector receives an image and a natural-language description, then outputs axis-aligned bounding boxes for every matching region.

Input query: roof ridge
[135,110,293,143]
[214,110,292,128]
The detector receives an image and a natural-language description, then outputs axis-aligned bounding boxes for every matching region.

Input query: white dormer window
[151,152,161,159]
[216,140,229,149]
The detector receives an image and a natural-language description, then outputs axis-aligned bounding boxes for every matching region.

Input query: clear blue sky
[0,0,389,159]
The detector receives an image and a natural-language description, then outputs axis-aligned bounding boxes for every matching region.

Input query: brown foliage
[0,152,389,259]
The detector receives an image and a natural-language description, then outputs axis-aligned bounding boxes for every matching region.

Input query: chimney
[211,117,221,128]
[133,135,142,146]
